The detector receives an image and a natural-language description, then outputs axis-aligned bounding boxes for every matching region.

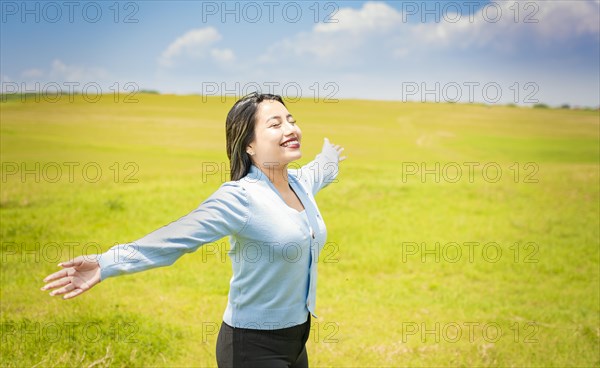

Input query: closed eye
[270,120,296,128]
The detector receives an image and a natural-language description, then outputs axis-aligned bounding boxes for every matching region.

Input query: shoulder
[204,180,249,207]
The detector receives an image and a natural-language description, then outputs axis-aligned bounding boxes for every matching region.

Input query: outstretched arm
[41,181,249,299]
[298,137,346,196]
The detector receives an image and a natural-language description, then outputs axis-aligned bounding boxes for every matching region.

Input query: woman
[41,92,345,367]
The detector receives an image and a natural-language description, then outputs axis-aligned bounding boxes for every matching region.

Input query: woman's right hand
[41,256,102,300]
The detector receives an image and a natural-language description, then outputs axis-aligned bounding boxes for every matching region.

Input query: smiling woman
[228,93,307,213]
[40,92,346,368]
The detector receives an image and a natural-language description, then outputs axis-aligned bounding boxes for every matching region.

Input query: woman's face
[248,100,302,169]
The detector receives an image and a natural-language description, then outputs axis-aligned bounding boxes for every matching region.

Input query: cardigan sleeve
[295,138,341,196]
[93,181,249,281]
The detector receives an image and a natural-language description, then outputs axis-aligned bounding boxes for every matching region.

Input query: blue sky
[1,0,599,107]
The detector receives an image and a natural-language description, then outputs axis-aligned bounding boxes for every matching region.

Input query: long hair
[225,92,286,181]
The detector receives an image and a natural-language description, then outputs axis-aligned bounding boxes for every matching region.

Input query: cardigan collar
[246,163,321,242]
[246,163,301,196]
[247,164,311,210]
[246,163,297,185]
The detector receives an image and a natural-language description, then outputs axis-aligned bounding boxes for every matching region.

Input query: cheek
[256,129,282,151]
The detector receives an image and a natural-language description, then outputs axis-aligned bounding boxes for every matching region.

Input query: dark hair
[225,92,286,181]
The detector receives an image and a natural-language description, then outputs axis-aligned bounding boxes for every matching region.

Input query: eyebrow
[266,114,294,123]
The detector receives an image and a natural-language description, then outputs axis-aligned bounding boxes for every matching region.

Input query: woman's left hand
[323,137,346,162]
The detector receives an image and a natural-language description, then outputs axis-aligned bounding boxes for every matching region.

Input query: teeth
[281,140,299,147]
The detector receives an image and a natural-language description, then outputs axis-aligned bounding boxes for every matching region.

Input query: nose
[283,121,298,135]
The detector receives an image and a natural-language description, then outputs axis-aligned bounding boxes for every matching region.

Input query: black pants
[216,314,311,368]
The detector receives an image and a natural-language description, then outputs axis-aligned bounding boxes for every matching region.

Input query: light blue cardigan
[94,140,340,329]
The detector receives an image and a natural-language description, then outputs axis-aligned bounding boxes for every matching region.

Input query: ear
[246,145,255,156]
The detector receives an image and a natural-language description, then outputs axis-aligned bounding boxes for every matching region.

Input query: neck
[255,162,289,188]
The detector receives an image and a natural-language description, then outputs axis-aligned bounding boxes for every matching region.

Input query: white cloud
[314,2,401,34]
[259,2,404,66]
[408,0,600,51]
[5,60,112,93]
[210,48,235,63]
[1,74,13,92]
[532,0,600,40]
[14,59,110,84]
[21,68,44,78]
[47,59,109,82]
[259,1,600,68]
[249,1,599,106]
[159,27,228,67]
[393,48,410,59]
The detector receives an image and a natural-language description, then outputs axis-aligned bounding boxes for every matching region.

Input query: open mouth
[280,139,300,148]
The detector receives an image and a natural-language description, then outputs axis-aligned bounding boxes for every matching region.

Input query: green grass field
[1,94,598,367]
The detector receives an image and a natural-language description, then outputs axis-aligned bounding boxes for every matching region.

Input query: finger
[63,288,85,300]
[58,256,83,268]
[41,277,70,291]
[339,156,347,162]
[43,269,69,283]
[49,282,75,297]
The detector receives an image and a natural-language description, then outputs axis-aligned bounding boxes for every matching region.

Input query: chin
[283,152,302,165]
